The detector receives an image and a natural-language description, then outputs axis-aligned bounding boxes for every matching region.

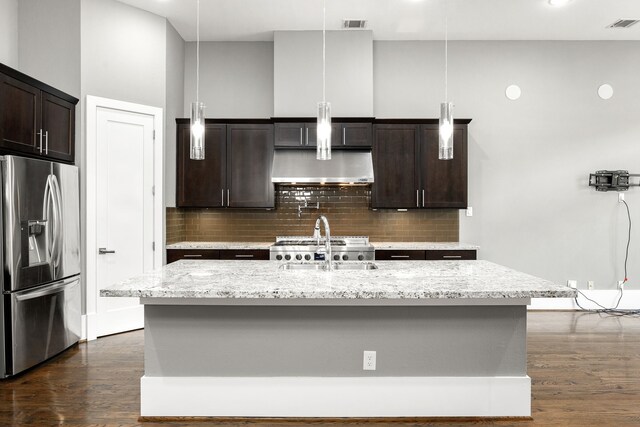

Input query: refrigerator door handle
[14,278,79,301]
[50,174,64,267]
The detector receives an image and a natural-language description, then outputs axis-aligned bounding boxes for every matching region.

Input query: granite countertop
[372,242,479,250]
[166,241,479,251]
[101,260,574,300]
[166,242,272,250]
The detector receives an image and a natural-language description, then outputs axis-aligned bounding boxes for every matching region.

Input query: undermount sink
[279,262,378,271]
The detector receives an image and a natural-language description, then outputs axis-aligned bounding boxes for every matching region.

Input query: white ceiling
[116,0,640,42]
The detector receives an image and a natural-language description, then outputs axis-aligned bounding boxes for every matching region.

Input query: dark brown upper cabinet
[176,120,274,209]
[0,64,77,164]
[372,120,469,209]
[274,120,371,149]
[177,123,226,207]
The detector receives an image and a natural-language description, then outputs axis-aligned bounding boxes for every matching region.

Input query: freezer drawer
[4,276,81,377]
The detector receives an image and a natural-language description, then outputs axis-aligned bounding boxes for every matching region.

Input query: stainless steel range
[270,236,374,262]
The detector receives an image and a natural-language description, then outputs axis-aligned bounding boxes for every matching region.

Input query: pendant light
[439,7,453,161]
[316,0,331,161]
[190,0,205,160]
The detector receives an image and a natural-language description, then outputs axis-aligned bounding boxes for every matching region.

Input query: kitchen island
[101,260,574,418]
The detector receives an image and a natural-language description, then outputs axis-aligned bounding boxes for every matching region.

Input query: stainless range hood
[271,150,374,184]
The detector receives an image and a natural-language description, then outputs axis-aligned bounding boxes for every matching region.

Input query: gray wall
[18,0,81,97]
[0,0,18,67]
[374,41,640,290]
[274,30,374,117]
[81,0,167,108]
[183,42,274,118]
[165,23,185,208]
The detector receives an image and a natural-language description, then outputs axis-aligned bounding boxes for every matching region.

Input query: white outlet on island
[363,351,376,370]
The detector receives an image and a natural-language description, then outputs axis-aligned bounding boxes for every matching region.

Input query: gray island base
[102,260,575,418]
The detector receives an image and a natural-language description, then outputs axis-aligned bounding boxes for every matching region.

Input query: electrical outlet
[363,351,376,371]
[618,281,625,290]
[587,280,595,290]
[466,207,473,217]
[567,280,577,289]
[619,193,625,203]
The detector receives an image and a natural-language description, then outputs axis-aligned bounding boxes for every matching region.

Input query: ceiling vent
[343,19,367,29]
[607,19,640,29]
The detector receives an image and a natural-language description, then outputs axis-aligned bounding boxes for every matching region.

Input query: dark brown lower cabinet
[166,249,269,264]
[375,249,476,261]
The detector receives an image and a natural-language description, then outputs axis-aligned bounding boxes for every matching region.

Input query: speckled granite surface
[166,241,478,251]
[166,242,272,250]
[372,242,479,250]
[101,260,574,300]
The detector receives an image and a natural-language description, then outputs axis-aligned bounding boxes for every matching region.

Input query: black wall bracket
[589,170,640,192]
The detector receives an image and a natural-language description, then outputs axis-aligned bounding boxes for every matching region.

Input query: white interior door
[95,107,155,337]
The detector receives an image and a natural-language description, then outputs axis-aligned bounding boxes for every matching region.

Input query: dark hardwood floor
[1,311,639,426]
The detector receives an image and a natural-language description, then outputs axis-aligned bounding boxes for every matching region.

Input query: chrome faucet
[313,215,332,271]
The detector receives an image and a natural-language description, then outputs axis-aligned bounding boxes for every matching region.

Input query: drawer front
[375,250,425,261]
[166,249,219,264]
[424,250,477,260]
[219,249,269,260]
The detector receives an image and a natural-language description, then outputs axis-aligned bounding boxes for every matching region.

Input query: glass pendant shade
[190,101,205,160]
[316,101,332,160]
[439,102,454,160]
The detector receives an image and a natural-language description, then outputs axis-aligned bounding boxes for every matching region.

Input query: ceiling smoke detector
[343,19,367,29]
[607,19,640,29]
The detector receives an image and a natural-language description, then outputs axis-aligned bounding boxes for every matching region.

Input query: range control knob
[284,254,291,261]
[333,254,340,261]
[342,254,349,261]
[276,255,283,261]
[304,254,311,261]
[295,254,302,261]
[358,254,364,261]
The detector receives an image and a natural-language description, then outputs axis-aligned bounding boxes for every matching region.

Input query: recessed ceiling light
[548,0,571,7]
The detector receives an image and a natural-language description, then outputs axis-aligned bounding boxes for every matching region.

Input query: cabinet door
[372,124,420,209]
[176,123,226,207]
[0,74,41,154]
[424,250,476,260]
[305,122,341,147]
[218,249,269,260]
[420,125,467,208]
[375,250,425,260]
[166,249,220,264]
[340,123,372,148]
[274,123,304,147]
[41,92,75,163]
[227,124,275,208]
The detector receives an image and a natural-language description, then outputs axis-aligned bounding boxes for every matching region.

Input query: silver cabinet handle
[391,255,410,259]
[422,189,425,208]
[305,127,309,145]
[38,130,43,154]
[227,189,230,206]
[342,127,346,145]
[99,248,116,254]
[235,254,254,258]
[221,189,225,207]
[416,190,419,207]
[443,255,463,259]
[183,254,203,258]
[45,130,49,155]
[299,128,303,145]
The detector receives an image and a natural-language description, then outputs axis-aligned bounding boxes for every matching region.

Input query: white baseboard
[141,376,531,417]
[530,290,640,310]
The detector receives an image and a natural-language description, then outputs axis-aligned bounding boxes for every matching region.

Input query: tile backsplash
[166,186,459,243]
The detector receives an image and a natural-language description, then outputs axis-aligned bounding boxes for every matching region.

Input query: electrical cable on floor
[574,199,639,318]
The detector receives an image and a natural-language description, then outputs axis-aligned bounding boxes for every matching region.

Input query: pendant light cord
[196,0,200,104]
[444,6,448,102]
[322,0,326,103]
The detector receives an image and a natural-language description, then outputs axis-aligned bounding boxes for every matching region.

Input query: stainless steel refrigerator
[1,155,81,378]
